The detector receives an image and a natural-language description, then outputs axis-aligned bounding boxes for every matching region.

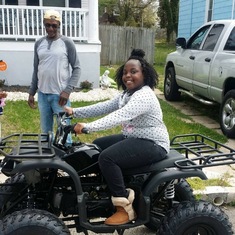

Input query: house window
[5,0,18,4]
[207,0,213,21]
[27,0,39,6]
[69,0,81,8]
[43,0,65,7]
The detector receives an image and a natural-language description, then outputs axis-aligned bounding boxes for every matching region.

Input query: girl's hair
[115,49,159,90]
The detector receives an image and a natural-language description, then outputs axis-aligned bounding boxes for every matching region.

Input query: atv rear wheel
[146,179,194,231]
[2,209,70,235]
[158,200,233,235]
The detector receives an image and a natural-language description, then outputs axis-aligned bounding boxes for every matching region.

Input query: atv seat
[122,149,185,175]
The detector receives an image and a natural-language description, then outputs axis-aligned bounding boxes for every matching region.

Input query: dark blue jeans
[94,134,167,198]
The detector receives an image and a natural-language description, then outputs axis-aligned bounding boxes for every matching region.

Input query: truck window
[187,25,210,50]
[224,27,235,51]
[202,24,224,51]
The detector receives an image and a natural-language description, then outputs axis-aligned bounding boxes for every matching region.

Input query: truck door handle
[189,56,195,60]
[205,57,211,62]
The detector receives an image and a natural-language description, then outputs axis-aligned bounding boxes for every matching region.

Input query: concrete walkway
[156,89,235,205]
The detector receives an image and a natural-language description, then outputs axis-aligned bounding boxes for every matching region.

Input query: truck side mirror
[176,38,187,49]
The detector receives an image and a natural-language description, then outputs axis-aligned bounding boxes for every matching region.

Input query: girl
[64,49,170,225]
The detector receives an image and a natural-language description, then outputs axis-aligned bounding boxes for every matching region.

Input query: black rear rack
[0,133,55,159]
[170,134,235,169]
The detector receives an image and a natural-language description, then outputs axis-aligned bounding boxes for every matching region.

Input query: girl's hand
[64,106,73,115]
[74,123,85,134]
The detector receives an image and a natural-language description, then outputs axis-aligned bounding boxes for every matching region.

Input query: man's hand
[59,91,69,106]
[28,94,37,109]
[74,123,85,134]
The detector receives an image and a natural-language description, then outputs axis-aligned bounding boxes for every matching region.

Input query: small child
[0,91,7,115]
[65,49,170,225]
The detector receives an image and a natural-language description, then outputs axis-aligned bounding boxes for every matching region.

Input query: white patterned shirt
[73,86,170,152]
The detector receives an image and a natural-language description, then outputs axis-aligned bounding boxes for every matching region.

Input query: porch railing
[0,5,88,41]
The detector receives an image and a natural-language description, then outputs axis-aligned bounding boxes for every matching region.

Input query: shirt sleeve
[28,39,42,96]
[73,94,120,118]
[62,36,81,94]
[84,88,153,132]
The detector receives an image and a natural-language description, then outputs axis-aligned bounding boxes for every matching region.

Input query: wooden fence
[99,25,156,65]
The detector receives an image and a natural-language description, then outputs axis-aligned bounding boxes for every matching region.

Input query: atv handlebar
[54,112,89,147]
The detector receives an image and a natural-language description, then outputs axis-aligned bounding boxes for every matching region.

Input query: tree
[158,0,179,42]
[99,0,158,28]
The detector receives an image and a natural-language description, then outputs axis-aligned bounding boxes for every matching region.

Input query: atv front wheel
[0,173,27,218]
[158,200,233,235]
[2,209,70,235]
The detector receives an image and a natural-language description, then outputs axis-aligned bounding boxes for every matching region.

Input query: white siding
[82,0,88,8]
[18,0,26,5]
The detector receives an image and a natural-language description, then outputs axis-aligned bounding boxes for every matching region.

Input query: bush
[80,80,93,91]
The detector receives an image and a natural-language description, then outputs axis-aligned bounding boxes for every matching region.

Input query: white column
[88,0,100,43]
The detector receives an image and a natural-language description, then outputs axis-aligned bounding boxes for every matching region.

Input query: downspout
[190,0,194,36]
[232,0,235,19]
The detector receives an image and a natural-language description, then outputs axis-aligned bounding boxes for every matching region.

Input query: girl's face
[122,59,144,91]
[44,19,60,39]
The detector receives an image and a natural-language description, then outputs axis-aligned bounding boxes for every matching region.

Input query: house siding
[178,0,206,39]
[213,0,233,19]
[178,0,235,39]
[0,1,101,88]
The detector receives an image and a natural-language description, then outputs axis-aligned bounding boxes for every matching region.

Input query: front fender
[143,168,207,196]
[9,158,83,195]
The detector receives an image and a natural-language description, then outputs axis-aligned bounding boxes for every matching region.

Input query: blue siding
[191,0,206,35]
[213,0,233,19]
[178,0,235,39]
[178,0,206,39]
[178,0,193,38]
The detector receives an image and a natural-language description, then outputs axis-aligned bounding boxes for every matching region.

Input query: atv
[0,112,233,235]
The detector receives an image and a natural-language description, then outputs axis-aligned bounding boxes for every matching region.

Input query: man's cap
[44,9,61,22]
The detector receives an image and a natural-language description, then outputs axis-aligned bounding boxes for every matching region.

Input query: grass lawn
[0,42,227,145]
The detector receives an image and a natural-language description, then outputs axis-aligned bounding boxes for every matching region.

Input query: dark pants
[94,134,167,198]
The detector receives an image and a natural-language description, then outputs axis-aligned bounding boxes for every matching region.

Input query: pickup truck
[164,20,235,138]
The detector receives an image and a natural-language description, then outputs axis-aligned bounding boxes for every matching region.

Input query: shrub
[80,80,93,91]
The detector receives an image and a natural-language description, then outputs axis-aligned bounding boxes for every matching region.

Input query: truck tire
[164,67,181,101]
[146,179,195,231]
[0,173,27,218]
[158,200,233,235]
[220,90,235,138]
[2,209,70,235]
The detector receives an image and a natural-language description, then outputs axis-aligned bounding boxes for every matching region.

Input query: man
[28,9,80,140]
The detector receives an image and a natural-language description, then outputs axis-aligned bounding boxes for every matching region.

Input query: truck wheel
[0,173,27,218]
[158,200,233,235]
[2,209,70,235]
[146,179,194,231]
[164,67,181,101]
[220,90,235,138]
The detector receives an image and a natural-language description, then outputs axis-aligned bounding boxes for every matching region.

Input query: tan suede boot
[105,188,136,225]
